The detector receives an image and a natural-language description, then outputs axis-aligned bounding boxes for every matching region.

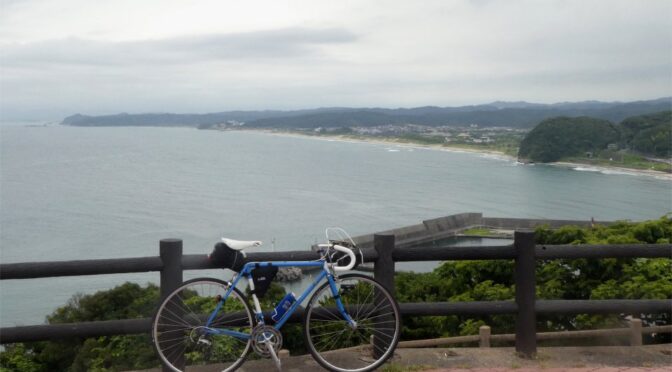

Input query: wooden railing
[397,321,672,348]
[1,232,671,360]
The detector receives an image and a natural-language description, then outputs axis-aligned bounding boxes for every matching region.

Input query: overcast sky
[1,0,670,120]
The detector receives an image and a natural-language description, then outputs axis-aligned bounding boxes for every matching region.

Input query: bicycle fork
[326,273,358,330]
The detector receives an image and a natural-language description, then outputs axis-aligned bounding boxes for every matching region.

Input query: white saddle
[221,238,262,251]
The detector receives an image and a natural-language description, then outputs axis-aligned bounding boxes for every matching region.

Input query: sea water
[1,125,670,326]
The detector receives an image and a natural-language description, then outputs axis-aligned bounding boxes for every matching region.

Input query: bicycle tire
[152,278,254,372]
[303,273,401,372]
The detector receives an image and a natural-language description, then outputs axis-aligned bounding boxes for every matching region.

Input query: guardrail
[1,232,671,362]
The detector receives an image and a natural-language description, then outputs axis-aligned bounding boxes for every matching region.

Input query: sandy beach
[240,129,672,180]
[246,129,517,158]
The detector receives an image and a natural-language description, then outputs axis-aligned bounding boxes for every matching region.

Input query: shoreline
[244,129,517,159]
[550,161,672,180]
[238,129,672,180]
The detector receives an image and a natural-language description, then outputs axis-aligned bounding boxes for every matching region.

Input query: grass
[460,227,512,237]
[564,152,671,173]
[461,227,492,236]
[381,363,434,372]
[441,142,520,157]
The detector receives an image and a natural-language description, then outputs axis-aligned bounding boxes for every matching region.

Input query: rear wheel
[152,278,254,371]
[303,274,401,372]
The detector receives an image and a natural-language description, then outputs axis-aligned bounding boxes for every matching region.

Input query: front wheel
[152,278,254,372]
[303,274,401,372]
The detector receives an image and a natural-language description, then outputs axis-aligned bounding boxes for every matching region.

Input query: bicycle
[152,228,401,372]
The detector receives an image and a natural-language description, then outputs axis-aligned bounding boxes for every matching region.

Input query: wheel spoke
[153,279,253,372]
[304,274,400,372]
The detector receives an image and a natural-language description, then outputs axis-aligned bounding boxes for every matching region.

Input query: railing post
[160,239,183,300]
[629,318,643,346]
[373,234,395,359]
[479,325,491,348]
[160,239,184,371]
[514,230,536,357]
[374,234,395,295]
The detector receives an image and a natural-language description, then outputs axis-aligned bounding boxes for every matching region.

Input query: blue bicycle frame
[203,260,355,340]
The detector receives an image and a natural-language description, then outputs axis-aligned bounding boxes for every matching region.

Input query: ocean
[1,125,670,326]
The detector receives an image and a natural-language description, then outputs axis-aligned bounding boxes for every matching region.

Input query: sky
[1,0,671,120]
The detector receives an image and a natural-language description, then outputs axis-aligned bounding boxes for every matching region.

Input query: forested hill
[518,111,672,162]
[517,117,620,162]
[619,111,672,157]
[60,97,672,129]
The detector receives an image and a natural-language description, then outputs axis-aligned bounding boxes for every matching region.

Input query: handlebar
[317,243,357,271]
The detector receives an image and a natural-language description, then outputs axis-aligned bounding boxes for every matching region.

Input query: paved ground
[426,369,671,372]
[134,344,672,371]
[385,346,672,372]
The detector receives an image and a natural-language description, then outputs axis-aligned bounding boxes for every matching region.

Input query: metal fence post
[160,239,184,371]
[373,234,395,359]
[514,230,536,357]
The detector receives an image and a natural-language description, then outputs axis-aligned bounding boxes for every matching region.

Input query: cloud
[1,27,357,66]
[1,1,670,120]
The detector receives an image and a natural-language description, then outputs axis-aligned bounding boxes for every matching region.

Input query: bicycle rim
[303,274,401,372]
[152,278,253,372]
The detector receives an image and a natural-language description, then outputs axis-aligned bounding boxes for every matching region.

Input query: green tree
[2,283,160,372]
[619,111,671,157]
[395,216,672,342]
[518,116,619,162]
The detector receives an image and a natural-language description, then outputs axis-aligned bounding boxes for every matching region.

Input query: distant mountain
[60,108,349,127]
[487,101,547,109]
[61,97,672,129]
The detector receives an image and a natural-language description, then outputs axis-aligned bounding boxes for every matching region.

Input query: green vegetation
[381,363,433,372]
[396,134,446,145]
[518,111,671,166]
[460,227,512,237]
[461,227,492,236]
[396,215,671,343]
[563,153,672,172]
[0,283,160,372]
[518,116,619,162]
[0,282,299,372]
[620,111,672,157]
[3,217,670,370]
[442,136,522,157]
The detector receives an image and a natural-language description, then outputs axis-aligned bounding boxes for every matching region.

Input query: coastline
[550,161,672,181]
[243,129,517,160]
[238,129,672,180]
